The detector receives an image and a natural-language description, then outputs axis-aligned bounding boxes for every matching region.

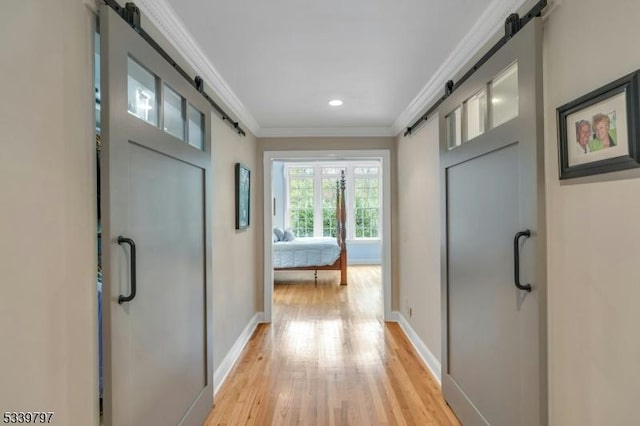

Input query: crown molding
[258,126,396,138]
[542,0,563,21]
[83,0,99,13]
[136,0,261,136]
[135,0,532,138]
[391,0,529,136]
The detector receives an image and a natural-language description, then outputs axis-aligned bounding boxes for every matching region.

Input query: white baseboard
[387,311,401,322]
[347,259,382,265]
[213,312,264,395]
[391,311,442,384]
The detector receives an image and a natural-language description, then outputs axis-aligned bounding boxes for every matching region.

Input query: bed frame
[275,170,347,285]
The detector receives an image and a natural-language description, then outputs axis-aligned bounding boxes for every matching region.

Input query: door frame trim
[262,149,392,323]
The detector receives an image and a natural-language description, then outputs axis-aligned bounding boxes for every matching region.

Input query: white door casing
[262,150,392,323]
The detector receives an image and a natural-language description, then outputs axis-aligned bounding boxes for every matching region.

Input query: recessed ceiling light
[329,99,343,107]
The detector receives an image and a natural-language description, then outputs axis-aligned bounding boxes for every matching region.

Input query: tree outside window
[322,177,339,237]
[354,176,379,238]
[288,176,314,237]
[285,162,380,240]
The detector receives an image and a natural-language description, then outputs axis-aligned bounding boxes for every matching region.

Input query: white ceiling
[141,0,526,137]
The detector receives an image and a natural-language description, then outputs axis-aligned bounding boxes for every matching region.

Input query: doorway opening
[263,150,392,323]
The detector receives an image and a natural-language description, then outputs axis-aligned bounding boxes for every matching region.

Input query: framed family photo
[557,69,640,179]
[235,163,250,230]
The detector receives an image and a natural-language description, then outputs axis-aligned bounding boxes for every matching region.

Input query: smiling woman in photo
[589,113,617,151]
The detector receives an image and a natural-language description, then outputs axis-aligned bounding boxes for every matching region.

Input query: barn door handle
[117,236,137,304]
[513,230,532,292]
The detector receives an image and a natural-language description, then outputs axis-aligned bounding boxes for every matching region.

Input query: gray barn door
[100,5,213,426]
[439,19,546,425]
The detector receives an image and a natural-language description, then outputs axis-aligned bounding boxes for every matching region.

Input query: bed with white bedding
[273,237,341,268]
[273,171,348,285]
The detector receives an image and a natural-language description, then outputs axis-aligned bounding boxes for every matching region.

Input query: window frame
[446,60,519,150]
[283,161,381,241]
[284,167,316,237]
[351,168,382,239]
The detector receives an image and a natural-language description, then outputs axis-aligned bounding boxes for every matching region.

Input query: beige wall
[398,0,640,426]
[140,3,261,375]
[0,1,259,423]
[393,0,640,423]
[396,117,442,361]
[139,0,263,390]
[211,123,259,371]
[257,137,399,310]
[142,15,262,370]
[4,0,640,423]
[0,1,97,424]
[543,0,640,424]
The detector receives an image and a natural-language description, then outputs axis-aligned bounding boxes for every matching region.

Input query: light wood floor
[203,266,460,425]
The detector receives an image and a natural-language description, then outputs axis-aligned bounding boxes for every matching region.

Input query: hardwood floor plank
[204,266,459,425]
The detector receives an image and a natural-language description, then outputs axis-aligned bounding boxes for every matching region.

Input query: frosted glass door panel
[187,103,204,150]
[491,63,519,128]
[163,84,185,140]
[465,89,487,141]
[127,57,158,126]
[447,106,463,150]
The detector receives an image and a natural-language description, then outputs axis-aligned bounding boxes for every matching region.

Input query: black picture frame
[557,70,640,180]
[235,163,250,230]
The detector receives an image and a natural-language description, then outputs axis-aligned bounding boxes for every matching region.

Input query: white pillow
[283,228,296,241]
[273,227,285,241]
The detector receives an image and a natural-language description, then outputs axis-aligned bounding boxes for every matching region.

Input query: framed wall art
[235,163,250,230]
[557,70,640,179]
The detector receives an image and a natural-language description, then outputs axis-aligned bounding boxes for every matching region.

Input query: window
[127,56,158,126]
[446,61,519,150]
[321,166,345,237]
[127,57,205,151]
[321,179,337,237]
[284,162,380,240]
[354,168,379,238]
[287,168,314,237]
[490,62,519,128]
[187,103,204,150]
[446,106,462,150]
[464,88,487,141]
[163,84,184,140]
